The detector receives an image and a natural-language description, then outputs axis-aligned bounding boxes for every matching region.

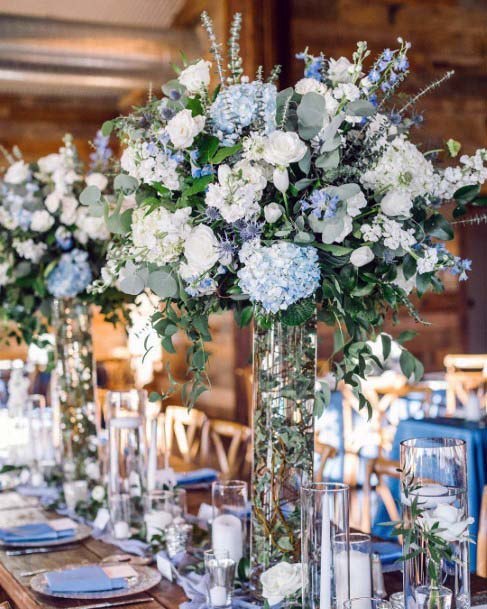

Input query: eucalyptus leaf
[346,100,376,117]
[297,92,327,140]
[320,135,341,153]
[316,149,340,170]
[79,185,101,206]
[147,269,178,299]
[114,174,139,194]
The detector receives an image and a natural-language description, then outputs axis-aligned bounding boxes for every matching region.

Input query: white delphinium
[12,239,47,263]
[60,196,78,226]
[85,172,108,191]
[205,161,267,222]
[434,148,487,200]
[361,135,436,198]
[417,247,438,274]
[131,206,192,265]
[76,208,110,242]
[361,215,416,250]
[295,78,328,96]
[328,56,354,83]
[242,133,267,162]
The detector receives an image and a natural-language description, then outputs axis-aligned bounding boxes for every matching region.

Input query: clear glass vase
[400,438,470,609]
[250,313,316,588]
[52,298,98,481]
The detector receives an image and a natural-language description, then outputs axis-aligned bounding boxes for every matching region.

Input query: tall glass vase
[400,438,470,609]
[250,313,316,588]
[52,298,98,481]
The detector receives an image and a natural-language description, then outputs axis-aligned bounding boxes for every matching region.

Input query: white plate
[0,522,92,548]
[30,563,161,600]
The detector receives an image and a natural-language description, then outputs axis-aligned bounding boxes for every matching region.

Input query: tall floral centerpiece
[88,13,487,584]
[0,133,131,479]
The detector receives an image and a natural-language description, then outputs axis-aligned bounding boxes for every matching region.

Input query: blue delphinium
[301,190,339,220]
[449,257,471,281]
[46,249,92,298]
[210,82,277,144]
[89,130,112,171]
[237,241,321,314]
[296,51,324,81]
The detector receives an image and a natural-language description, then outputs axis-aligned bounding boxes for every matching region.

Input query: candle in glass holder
[63,480,88,510]
[211,514,243,564]
[145,510,173,541]
[109,493,131,539]
[113,520,130,539]
[335,533,372,609]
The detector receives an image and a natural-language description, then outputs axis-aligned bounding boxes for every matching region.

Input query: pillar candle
[113,520,130,539]
[335,550,372,609]
[145,510,173,541]
[209,585,228,607]
[211,513,243,564]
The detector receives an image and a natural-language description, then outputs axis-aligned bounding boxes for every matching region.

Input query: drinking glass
[204,549,235,609]
[344,598,391,609]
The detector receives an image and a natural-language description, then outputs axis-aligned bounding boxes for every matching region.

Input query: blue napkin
[0,523,75,543]
[372,541,402,565]
[46,565,127,593]
[175,468,218,487]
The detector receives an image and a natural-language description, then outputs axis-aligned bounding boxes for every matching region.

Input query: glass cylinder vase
[301,483,350,609]
[52,297,97,481]
[400,438,470,609]
[250,313,316,587]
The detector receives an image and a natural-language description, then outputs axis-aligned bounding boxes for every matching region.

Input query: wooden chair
[0,602,12,608]
[235,366,253,424]
[477,485,487,577]
[362,457,401,535]
[314,437,337,482]
[164,405,208,464]
[203,419,252,480]
[444,354,487,416]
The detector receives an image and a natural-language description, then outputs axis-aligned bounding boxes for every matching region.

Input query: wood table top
[0,491,485,609]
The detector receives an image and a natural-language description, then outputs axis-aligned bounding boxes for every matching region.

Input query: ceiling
[0,0,203,99]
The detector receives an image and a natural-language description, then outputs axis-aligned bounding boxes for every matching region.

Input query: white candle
[211,514,243,564]
[320,495,332,609]
[145,510,173,541]
[147,419,158,492]
[63,480,88,510]
[335,550,372,609]
[113,520,130,539]
[405,484,455,509]
[209,585,228,607]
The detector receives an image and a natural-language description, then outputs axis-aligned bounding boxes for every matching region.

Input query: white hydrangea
[120,141,180,191]
[434,149,487,200]
[60,196,78,226]
[333,83,360,102]
[30,210,54,232]
[131,206,192,265]
[13,239,47,263]
[361,136,436,198]
[76,208,110,242]
[0,207,17,230]
[205,161,267,223]
[0,260,11,287]
[295,78,328,96]
[361,215,416,250]
[242,133,267,162]
[417,247,438,274]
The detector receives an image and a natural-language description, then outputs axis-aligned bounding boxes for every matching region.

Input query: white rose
[85,461,101,480]
[264,202,282,224]
[91,485,105,503]
[421,504,474,543]
[393,267,416,294]
[350,245,374,267]
[380,190,413,217]
[295,78,327,96]
[273,167,289,193]
[184,224,219,275]
[328,56,354,83]
[260,562,302,605]
[86,172,108,191]
[45,191,62,213]
[37,153,62,174]
[166,109,205,149]
[4,160,30,184]
[30,210,55,232]
[60,196,78,225]
[178,59,211,93]
[263,130,307,167]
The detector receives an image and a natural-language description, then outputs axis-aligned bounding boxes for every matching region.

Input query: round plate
[30,563,161,601]
[0,523,92,548]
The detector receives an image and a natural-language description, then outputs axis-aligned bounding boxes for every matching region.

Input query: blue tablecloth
[373,417,487,571]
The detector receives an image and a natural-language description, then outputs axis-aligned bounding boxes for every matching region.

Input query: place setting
[0,4,485,609]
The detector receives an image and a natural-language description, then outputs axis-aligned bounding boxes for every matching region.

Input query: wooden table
[0,492,485,609]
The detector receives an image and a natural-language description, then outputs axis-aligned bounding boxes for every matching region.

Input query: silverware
[71,598,153,609]
[6,545,75,556]
[20,560,89,576]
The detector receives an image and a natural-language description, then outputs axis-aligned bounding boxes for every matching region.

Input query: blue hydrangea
[209,82,277,144]
[449,257,471,281]
[46,249,92,298]
[237,241,320,314]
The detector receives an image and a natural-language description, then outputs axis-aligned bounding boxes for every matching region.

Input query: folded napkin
[46,565,128,593]
[175,468,218,487]
[372,541,402,565]
[0,520,75,543]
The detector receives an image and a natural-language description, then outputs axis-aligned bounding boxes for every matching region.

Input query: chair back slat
[164,405,208,464]
[207,419,251,480]
[477,485,487,577]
